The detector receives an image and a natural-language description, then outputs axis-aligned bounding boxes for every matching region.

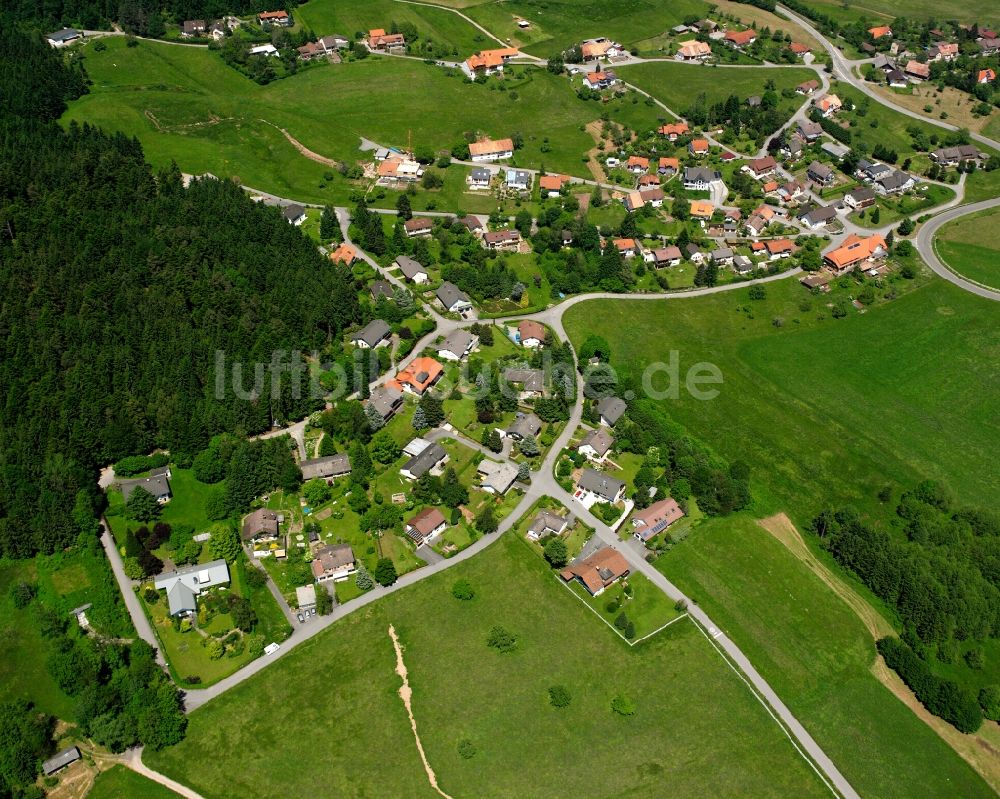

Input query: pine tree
[396,193,413,220]
[320,205,338,240]
[355,563,373,590]
[412,406,429,430]
[364,400,385,431]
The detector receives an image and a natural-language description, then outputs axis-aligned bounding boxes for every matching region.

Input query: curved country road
[914,197,1000,300]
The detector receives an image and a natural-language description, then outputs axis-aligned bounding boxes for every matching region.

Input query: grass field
[660,514,994,799]
[796,0,1000,25]
[564,275,1000,524]
[936,207,1000,291]
[464,0,711,57]
[64,37,661,204]
[146,534,831,798]
[296,0,492,57]
[88,765,181,799]
[616,61,816,116]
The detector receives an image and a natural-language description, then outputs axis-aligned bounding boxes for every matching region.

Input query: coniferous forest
[0,25,362,558]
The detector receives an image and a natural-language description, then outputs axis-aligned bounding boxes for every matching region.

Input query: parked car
[297,613,305,623]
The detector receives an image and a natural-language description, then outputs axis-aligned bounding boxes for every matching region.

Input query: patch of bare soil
[759,513,1000,794]
[388,625,454,799]
[584,120,609,185]
[257,119,341,168]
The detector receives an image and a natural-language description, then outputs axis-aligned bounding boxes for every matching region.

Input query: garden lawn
[564,275,1000,525]
[797,0,999,25]
[850,183,955,228]
[564,571,682,640]
[660,514,993,799]
[146,533,830,799]
[64,38,662,205]
[615,61,816,116]
[936,207,1000,291]
[88,765,181,799]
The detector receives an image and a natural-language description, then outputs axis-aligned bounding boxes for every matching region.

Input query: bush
[548,685,571,708]
[114,453,170,477]
[458,739,477,759]
[9,581,36,609]
[543,538,568,568]
[611,694,637,716]
[143,588,159,604]
[374,558,398,587]
[451,579,475,600]
[487,625,517,653]
[979,686,1000,721]
[245,565,267,589]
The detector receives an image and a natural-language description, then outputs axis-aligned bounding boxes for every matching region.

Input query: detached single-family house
[259,9,292,26]
[658,156,680,175]
[518,319,547,348]
[844,186,876,209]
[652,245,682,267]
[733,254,754,274]
[745,213,768,237]
[458,215,485,235]
[576,468,626,505]
[689,200,714,220]
[437,282,473,314]
[626,155,650,174]
[155,559,231,616]
[813,94,842,117]
[539,173,570,196]
[299,454,351,482]
[527,510,569,541]
[581,37,626,61]
[249,44,278,56]
[46,28,82,47]
[631,497,684,542]
[676,40,712,61]
[312,544,356,582]
[396,255,429,284]
[799,203,837,230]
[874,170,916,195]
[329,243,358,265]
[469,137,515,162]
[368,385,404,422]
[823,233,887,274]
[979,68,997,84]
[868,25,892,40]
[765,238,795,259]
[904,60,930,81]
[503,367,545,398]
[505,412,542,440]
[797,120,823,140]
[796,79,820,95]
[806,160,835,186]
[725,29,757,49]
[351,319,391,349]
[368,28,405,51]
[689,138,710,156]
[405,507,448,545]
[886,69,908,87]
[979,39,1000,56]
[370,280,394,301]
[181,19,206,36]
[685,243,706,264]
[400,441,449,480]
[613,237,640,258]
[404,217,434,237]
[464,47,519,77]
[789,42,811,57]
[578,427,614,461]
[584,69,618,89]
[282,204,307,225]
[437,329,478,361]
[119,469,172,504]
[659,121,690,140]
[468,167,492,189]
[560,547,630,596]
[596,396,626,427]
[483,229,522,251]
[389,357,444,396]
[478,459,519,494]
[711,247,734,266]
[683,166,720,190]
[242,508,280,549]
[930,144,983,166]
[506,169,533,191]
[745,155,777,179]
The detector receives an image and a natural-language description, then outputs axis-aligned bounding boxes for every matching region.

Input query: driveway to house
[100,525,166,667]
[246,556,299,627]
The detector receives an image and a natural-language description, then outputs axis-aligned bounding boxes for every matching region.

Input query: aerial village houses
[745,156,777,179]
[684,166,719,190]
[576,468,626,506]
[724,28,757,49]
[350,319,391,349]
[469,137,514,162]
[503,412,542,441]
[404,217,434,237]
[930,144,982,166]
[119,467,172,504]
[483,229,521,252]
[437,329,478,361]
[676,40,712,61]
[560,547,630,596]
[527,510,569,541]
[46,28,82,47]
[540,173,571,197]
[282,204,306,226]
[518,319,547,348]
[400,441,449,480]
[311,543,357,582]
[580,37,626,61]
[578,427,614,462]
[584,70,618,90]
[868,25,892,40]
[468,167,492,189]
[796,79,819,95]
[478,459,519,494]
[181,19,206,36]
[506,169,532,192]
[396,255,429,284]
[688,138,710,156]
[378,156,423,185]
[464,47,519,77]
[329,242,357,265]
[631,498,684,543]
[813,94,842,117]
[42,747,82,777]
[368,385,404,422]
[659,121,689,141]
[437,282,474,314]
[242,508,282,557]
[904,60,930,81]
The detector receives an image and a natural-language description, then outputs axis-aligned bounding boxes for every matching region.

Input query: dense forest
[813,484,1000,731]
[0,25,362,558]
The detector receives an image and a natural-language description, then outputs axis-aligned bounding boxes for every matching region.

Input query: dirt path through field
[258,120,341,168]
[388,625,454,799]
[583,121,609,186]
[759,513,1000,794]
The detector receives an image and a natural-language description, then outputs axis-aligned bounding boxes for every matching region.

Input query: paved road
[100,526,166,668]
[914,197,1000,300]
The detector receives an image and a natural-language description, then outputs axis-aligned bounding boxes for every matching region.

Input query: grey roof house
[396,255,429,283]
[506,412,542,440]
[368,385,404,420]
[119,472,172,503]
[400,442,448,480]
[154,559,231,616]
[299,453,351,481]
[437,329,477,361]
[577,468,626,503]
[282,203,307,225]
[351,319,391,349]
[437,281,473,313]
[596,396,626,426]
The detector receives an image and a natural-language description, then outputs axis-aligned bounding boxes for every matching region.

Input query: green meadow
[89,765,181,799]
[660,515,994,799]
[63,37,661,202]
[564,275,1000,524]
[146,535,830,799]
[936,207,1000,291]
